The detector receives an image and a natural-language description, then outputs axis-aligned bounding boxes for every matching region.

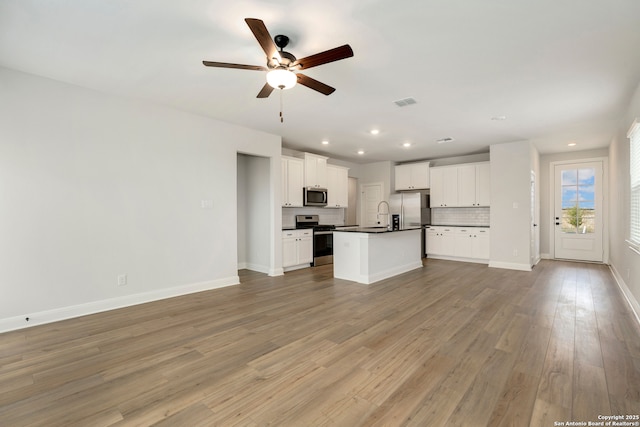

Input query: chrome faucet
[377,200,391,229]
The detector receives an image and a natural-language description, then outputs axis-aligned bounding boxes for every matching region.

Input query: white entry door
[361,183,383,227]
[554,161,603,262]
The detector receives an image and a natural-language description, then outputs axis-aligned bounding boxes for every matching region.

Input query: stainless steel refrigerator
[390,191,431,258]
[389,191,431,229]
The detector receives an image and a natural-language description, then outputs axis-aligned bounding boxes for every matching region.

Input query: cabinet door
[282,235,297,267]
[426,229,439,254]
[441,229,456,256]
[334,166,348,207]
[476,162,491,207]
[281,159,288,207]
[304,154,328,188]
[287,158,304,207]
[298,236,313,264]
[442,168,458,207]
[326,165,349,208]
[410,162,430,189]
[455,229,473,258]
[430,168,445,207]
[457,164,477,207]
[395,164,412,191]
[472,229,490,259]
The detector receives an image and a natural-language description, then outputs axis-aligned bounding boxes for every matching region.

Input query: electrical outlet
[117,274,127,286]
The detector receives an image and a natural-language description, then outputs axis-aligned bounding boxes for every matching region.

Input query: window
[630,120,640,247]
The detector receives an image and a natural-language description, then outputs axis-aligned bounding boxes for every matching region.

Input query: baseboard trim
[488,261,532,271]
[365,261,423,285]
[426,255,489,265]
[243,263,270,274]
[609,264,640,328]
[0,275,240,333]
[540,253,552,260]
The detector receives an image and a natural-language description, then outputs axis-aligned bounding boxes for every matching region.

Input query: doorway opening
[237,153,271,274]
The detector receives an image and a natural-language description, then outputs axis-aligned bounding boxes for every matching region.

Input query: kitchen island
[333,227,422,284]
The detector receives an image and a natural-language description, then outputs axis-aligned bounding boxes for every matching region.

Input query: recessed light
[491,115,507,121]
[568,142,577,147]
[321,140,329,145]
[357,150,365,155]
[370,129,380,135]
[402,142,412,148]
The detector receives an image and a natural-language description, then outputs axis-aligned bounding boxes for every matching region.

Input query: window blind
[629,120,640,246]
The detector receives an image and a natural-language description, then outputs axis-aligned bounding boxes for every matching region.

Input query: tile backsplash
[282,207,346,228]
[431,207,490,226]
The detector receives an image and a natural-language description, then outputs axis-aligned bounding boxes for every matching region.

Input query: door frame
[548,157,609,263]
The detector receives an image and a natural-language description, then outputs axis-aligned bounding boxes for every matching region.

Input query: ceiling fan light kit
[266,68,297,90]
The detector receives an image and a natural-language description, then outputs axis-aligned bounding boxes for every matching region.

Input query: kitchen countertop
[334,226,422,234]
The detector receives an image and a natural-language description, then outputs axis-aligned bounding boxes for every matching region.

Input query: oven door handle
[314,231,334,235]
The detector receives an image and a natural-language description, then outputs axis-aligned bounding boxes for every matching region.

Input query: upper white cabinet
[326,165,349,208]
[430,162,490,207]
[430,166,458,207]
[476,162,491,206]
[304,153,328,188]
[395,161,430,191]
[457,162,490,207]
[282,156,304,207]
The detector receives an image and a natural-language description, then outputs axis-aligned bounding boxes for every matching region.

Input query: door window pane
[561,167,595,234]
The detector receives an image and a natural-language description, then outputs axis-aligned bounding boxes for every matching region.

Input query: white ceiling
[2,0,639,163]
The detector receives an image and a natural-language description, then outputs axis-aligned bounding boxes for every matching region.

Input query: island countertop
[334,226,422,234]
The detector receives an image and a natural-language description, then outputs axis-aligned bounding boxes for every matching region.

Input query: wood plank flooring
[1,259,639,426]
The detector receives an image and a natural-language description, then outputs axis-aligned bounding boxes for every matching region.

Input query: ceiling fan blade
[245,18,281,64]
[296,73,336,95]
[202,61,267,71]
[292,44,354,70]
[257,82,275,98]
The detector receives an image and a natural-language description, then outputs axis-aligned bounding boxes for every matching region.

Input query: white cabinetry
[282,229,313,269]
[430,167,458,207]
[426,227,456,256]
[304,153,328,188]
[425,226,490,263]
[430,162,490,207]
[326,165,349,208]
[457,162,490,207]
[395,161,430,191]
[282,156,304,207]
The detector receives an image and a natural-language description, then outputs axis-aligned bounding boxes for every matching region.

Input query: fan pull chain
[279,89,284,123]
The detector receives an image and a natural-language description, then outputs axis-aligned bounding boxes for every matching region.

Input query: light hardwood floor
[1,259,639,426]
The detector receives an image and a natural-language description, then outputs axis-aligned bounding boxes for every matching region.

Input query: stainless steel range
[295,215,335,266]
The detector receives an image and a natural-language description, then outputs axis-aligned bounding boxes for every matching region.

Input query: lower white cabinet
[426,226,490,263]
[282,230,313,269]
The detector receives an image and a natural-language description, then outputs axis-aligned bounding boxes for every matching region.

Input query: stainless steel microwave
[304,187,328,207]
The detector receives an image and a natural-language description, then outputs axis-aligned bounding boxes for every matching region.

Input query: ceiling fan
[202,18,354,98]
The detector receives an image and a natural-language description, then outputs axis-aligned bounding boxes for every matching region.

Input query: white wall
[489,141,538,270]
[609,81,640,320]
[0,67,282,332]
[359,161,394,200]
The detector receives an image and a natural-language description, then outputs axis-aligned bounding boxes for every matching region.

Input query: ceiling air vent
[393,97,417,107]
[436,137,455,144]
